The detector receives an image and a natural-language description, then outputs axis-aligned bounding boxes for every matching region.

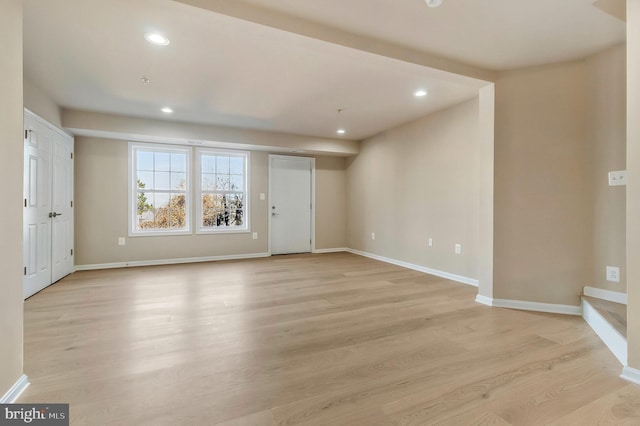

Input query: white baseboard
[0,375,29,403]
[621,366,640,385]
[583,286,627,305]
[475,295,493,306]
[346,248,479,287]
[75,252,271,271]
[312,248,348,254]
[474,296,582,316]
[582,298,627,365]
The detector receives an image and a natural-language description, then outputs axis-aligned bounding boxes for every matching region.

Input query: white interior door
[51,134,74,283]
[23,111,74,299]
[270,155,313,255]
[23,116,53,298]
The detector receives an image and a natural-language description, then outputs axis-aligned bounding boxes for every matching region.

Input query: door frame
[268,154,316,255]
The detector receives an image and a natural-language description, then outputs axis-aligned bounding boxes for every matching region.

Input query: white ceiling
[240,0,626,70]
[23,0,625,141]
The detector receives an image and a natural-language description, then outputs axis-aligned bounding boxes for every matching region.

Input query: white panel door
[23,116,53,298]
[51,134,74,283]
[23,111,74,299]
[270,155,313,255]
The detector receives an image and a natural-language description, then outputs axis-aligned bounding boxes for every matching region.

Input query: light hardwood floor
[19,252,640,425]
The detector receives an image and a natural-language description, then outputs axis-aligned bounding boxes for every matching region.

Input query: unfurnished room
[2,0,640,424]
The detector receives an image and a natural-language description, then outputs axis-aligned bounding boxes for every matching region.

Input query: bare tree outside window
[132,145,189,233]
[199,152,248,231]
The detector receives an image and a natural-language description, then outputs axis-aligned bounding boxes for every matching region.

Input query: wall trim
[75,252,271,271]
[582,298,627,365]
[621,366,640,385]
[583,286,627,305]
[475,295,493,306]
[312,248,348,254]
[473,296,582,316]
[0,375,29,403]
[346,248,479,287]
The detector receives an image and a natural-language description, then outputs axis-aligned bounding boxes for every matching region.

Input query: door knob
[49,212,63,218]
[272,212,280,216]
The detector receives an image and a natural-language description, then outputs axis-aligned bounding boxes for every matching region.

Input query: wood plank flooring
[18,252,640,425]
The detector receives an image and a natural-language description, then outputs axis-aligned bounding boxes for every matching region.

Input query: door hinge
[70,201,73,207]
[24,267,27,276]
[24,199,27,207]
[24,130,28,140]
[70,152,73,160]
[71,249,73,256]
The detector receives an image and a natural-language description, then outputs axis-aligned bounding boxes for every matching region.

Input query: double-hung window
[129,143,191,235]
[129,144,249,236]
[196,148,249,233]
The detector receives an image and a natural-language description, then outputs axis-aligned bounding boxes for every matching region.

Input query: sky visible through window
[135,149,188,231]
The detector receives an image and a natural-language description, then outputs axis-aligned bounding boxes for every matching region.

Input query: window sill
[196,228,250,235]
[128,230,192,238]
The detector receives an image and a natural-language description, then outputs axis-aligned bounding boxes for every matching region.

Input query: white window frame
[128,142,192,237]
[195,148,250,234]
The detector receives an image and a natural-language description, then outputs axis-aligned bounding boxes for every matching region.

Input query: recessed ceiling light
[425,0,443,7]
[161,107,173,114]
[145,33,170,46]
[414,90,428,97]
[337,129,346,135]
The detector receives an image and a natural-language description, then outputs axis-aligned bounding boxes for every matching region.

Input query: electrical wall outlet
[252,232,258,240]
[606,266,620,282]
[118,237,125,246]
[608,170,627,186]
[371,232,376,240]
[428,238,433,247]
[455,244,461,254]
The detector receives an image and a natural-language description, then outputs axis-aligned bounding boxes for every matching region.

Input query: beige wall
[315,157,348,249]
[0,0,24,398]
[477,84,496,298]
[627,0,640,370]
[585,44,627,293]
[74,137,269,265]
[74,137,348,265]
[346,97,481,280]
[24,78,61,127]
[493,61,590,306]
